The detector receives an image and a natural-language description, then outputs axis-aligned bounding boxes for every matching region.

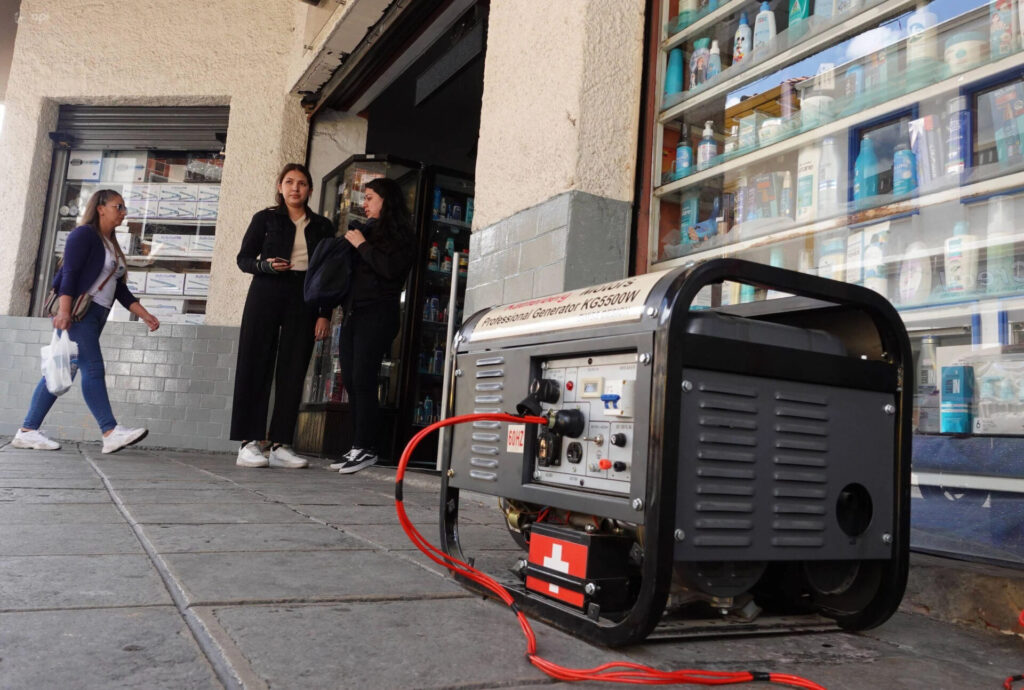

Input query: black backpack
[303,236,354,309]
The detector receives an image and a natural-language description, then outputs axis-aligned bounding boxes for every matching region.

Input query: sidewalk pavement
[0,440,1021,690]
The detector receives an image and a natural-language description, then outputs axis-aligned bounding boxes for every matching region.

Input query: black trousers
[230,272,317,444]
[339,299,400,451]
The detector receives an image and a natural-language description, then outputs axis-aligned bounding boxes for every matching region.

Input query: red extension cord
[394,412,826,689]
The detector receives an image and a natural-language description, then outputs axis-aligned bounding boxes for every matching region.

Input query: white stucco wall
[473,0,645,230]
[0,0,311,326]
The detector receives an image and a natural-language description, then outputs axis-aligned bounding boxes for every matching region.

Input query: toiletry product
[801,92,835,128]
[466,197,474,225]
[766,247,787,299]
[752,173,779,218]
[679,0,698,27]
[689,38,711,88]
[665,48,684,95]
[675,139,693,178]
[739,283,757,303]
[758,118,783,144]
[940,365,975,434]
[899,241,932,304]
[862,222,890,297]
[846,230,864,284]
[432,188,442,220]
[734,176,747,224]
[428,242,440,269]
[680,190,701,244]
[706,40,722,80]
[892,143,919,196]
[789,0,811,25]
[986,83,1024,167]
[816,135,843,218]
[779,171,794,218]
[946,96,968,176]
[944,221,978,294]
[817,237,846,281]
[723,125,739,155]
[842,64,864,101]
[445,237,455,258]
[697,120,717,170]
[796,143,820,223]
[991,0,1015,60]
[986,194,1016,294]
[909,115,944,189]
[945,32,986,75]
[906,3,939,64]
[733,13,751,64]
[752,1,776,54]
[853,135,879,207]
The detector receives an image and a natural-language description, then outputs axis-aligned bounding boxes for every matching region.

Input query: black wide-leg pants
[338,300,400,451]
[230,272,318,444]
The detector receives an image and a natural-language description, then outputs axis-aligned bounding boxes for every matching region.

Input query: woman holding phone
[231,163,334,468]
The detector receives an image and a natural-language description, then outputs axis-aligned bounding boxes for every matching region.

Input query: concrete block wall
[464,190,631,316]
[0,316,239,452]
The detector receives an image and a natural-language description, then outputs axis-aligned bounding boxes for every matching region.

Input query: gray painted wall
[0,315,238,452]
[464,190,631,316]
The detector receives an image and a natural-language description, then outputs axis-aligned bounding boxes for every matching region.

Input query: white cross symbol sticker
[543,542,571,594]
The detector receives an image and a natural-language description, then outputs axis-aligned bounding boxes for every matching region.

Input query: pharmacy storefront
[645,0,1024,565]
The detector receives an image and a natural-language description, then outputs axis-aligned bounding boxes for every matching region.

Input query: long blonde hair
[80,189,127,267]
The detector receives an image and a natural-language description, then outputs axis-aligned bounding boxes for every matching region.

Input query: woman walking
[13,189,158,454]
[331,177,415,474]
[231,163,334,469]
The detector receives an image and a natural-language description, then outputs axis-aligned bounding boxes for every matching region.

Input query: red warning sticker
[526,532,588,608]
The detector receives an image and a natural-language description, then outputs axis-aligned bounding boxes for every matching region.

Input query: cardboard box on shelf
[146,272,185,295]
[158,184,197,202]
[195,201,218,220]
[123,183,158,203]
[115,230,136,255]
[178,313,206,325]
[149,233,190,256]
[189,235,216,255]
[184,272,210,296]
[101,153,146,183]
[143,298,184,318]
[196,184,220,202]
[125,271,147,294]
[67,150,102,180]
[156,201,197,220]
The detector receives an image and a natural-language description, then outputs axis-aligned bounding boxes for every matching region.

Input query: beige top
[289,215,310,271]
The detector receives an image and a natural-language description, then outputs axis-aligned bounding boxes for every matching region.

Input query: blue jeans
[23,302,117,434]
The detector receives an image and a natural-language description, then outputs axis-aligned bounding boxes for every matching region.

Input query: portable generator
[438,259,911,646]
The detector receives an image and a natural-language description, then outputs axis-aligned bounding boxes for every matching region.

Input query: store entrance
[298,3,486,470]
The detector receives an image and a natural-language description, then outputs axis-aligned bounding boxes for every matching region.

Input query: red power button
[598,459,612,470]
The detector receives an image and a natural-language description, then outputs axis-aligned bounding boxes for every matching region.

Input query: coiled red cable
[394,412,826,689]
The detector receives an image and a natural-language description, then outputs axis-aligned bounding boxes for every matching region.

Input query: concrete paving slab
[202,598,612,690]
[0,502,126,524]
[340,522,521,554]
[123,502,309,525]
[162,549,465,605]
[0,523,144,556]
[140,523,370,554]
[0,487,110,503]
[0,554,171,610]
[112,488,265,504]
[0,477,105,489]
[0,607,220,690]
[236,486,390,505]
[291,502,440,527]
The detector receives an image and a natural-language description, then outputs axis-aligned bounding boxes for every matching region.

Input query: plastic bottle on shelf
[816,135,843,218]
[789,0,811,25]
[697,120,717,170]
[428,242,440,270]
[466,197,474,225]
[946,96,969,177]
[723,125,739,156]
[679,0,698,27]
[862,225,890,298]
[733,13,751,65]
[423,395,433,423]
[853,135,879,207]
[706,40,722,80]
[665,48,684,95]
[734,176,747,224]
[445,237,455,258]
[892,143,919,196]
[432,187,441,220]
[779,171,794,218]
[688,38,710,88]
[439,196,447,218]
[457,252,469,277]
[752,2,776,54]
[441,255,453,274]
[986,194,1016,294]
[898,241,933,305]
[434,342,445,373]
[944,220,978,295]
[796,143,820,223]
[675,124,693,178]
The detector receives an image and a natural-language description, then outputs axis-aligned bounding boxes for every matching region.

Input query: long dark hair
[365,177,412,243]
[274,163,314,210]
[80,188,127,267]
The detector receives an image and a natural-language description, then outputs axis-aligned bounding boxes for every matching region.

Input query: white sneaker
[328,447,362,470]
[236,441,269,468]
[12,429,61,450]
[101,426,148,454]
[268,444,308,469]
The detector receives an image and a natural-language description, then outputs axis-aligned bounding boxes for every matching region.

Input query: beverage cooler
[295,155,474,469]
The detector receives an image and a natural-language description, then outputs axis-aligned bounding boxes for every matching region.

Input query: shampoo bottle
[706,40,722,80]
[853,135,879,207]
[796,143,821,223]
[816,135,843,218]
[733,13,751,64]
[675,125,693,179]
[892,142,919,196]
[944,221,978,295]
[986,194,1016,294]
[752,1,777,54]
[697,120,717,170]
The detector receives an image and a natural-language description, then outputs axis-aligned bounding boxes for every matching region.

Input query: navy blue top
[53,225,137,309]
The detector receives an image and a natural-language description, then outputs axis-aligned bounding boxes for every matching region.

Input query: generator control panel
[532,352,638,496]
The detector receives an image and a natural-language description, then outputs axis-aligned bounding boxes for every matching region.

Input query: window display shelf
[660,0,906,122]
[663,0,745,50]
[656,51,1024,198]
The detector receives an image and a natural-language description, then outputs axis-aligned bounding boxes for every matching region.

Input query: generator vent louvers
[471,357,506,462]
[688,378,833,551]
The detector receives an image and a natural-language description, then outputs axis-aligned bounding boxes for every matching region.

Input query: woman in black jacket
[231,163,334,469]
[331,177,416,474]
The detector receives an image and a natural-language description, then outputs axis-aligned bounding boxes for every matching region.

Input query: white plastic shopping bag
[40,330,79,396]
